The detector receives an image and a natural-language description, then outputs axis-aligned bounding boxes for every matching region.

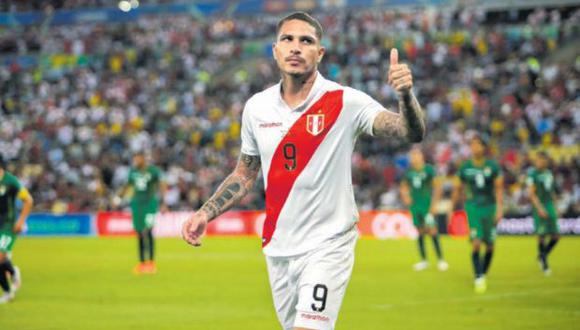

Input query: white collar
[277,71,325,112]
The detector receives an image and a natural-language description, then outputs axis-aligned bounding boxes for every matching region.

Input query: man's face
[410,149,424,169]
[133,154,146,168]
[535,155,548,169]
[273,19,324,77]
[470,138,485,158]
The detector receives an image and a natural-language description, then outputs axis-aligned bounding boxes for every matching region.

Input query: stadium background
[0,0,579,329]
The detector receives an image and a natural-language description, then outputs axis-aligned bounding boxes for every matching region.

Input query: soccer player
[527,151,559,276]
[124,152,166,274]
[400,148,448,271]
[182,12,425,330]
[453,135,503,294]
[0,156,33,303]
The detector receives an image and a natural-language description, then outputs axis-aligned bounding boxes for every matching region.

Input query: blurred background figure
[454,134,503,294]
[400,148,447,271]
[119,151,166,274]
[527,151,560,276]
[0,155,33,303]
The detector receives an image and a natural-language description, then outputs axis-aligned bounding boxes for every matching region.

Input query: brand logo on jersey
[259,122,283,128]
[484,167,491,176]
[306,114,325,136]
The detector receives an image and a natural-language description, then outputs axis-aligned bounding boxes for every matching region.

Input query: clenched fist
[388,48,413,95]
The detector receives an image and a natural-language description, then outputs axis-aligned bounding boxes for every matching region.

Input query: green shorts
[465,203,497,244]
[410,206,436,229]
[131,200,158,232]
[533,203,559,235]
[0,229,16,254]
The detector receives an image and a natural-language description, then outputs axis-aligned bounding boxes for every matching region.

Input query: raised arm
[182,153,261,246]
[372,49,425,142]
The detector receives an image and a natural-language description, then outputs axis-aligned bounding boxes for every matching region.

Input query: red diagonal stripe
[262,90,344,247]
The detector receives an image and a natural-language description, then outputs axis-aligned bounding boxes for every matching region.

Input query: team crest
[306,114,325,136]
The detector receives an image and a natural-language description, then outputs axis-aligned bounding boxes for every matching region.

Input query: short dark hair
[276,11,323,41]
[537,151,550,160]
[471,133,489,146]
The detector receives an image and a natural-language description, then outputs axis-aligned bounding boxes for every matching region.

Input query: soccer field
[1,236,579,330]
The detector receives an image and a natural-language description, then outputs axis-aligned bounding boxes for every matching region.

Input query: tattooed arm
[372,92,425,142]
[372,48,425,142]
[182,153,261,246]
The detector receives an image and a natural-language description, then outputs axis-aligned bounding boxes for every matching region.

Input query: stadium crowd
[0,0,174,12]
[0,6,579,216]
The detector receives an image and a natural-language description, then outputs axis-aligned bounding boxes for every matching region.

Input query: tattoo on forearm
[199,154,261,221]
[399,92,425,142]
[201,182,243,220]
[373,92,425,143]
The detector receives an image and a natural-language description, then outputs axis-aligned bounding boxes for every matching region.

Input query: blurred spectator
[0,6,578,216]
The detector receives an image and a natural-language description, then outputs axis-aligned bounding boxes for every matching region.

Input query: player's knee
[472,241,481,251]
[552,234,560,241]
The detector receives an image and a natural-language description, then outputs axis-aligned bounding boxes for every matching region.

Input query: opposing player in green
[123,152,167,275]
[0,156,33,303]
[400,148,448,271]
[527,151,559,276]
[454,135,503,294]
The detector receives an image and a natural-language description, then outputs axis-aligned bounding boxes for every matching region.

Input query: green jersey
[0,171,22,228]
[403,164,436,209]
[128,166,162,204]
[458,159,501,206]
[527,168,555,205]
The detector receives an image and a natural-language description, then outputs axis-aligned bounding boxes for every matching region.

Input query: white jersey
[241,72,387,257]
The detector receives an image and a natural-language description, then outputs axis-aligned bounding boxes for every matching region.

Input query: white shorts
[266,227,358,330]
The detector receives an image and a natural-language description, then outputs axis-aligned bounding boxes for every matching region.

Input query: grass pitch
[1,236,579,329]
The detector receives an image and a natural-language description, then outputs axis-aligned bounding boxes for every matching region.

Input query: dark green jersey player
[453,135,504,294]
[527,151,559,276]
[0,156,33,303]
[400,148,447,271]
[123,152,166,275]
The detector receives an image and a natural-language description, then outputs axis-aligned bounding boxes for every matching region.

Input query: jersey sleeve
[127,170,134,186]
[401,170,410,184]
[154,166,164,183]
[344,87,387,137]
[427,164,436,180]
[240,98,259,156]
[458,163,467,182]
[7,173,22,191]
[492,160,502,178]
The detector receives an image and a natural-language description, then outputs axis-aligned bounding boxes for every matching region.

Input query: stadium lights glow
[118,0,132,12]
[131,0,140,9]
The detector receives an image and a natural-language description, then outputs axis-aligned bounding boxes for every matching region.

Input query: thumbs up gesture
[388,48,413,95]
